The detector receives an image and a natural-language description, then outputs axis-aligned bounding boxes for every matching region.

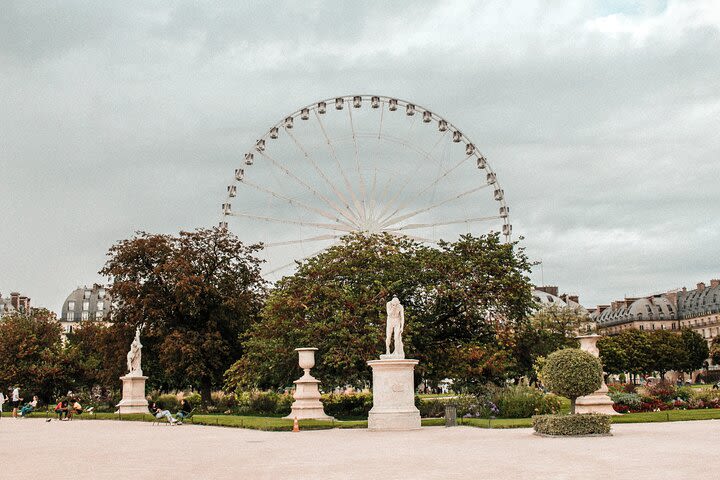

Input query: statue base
[367,358,421,431]
[575,386,619,415]
[283,374,334,421]
[116,375,148,414]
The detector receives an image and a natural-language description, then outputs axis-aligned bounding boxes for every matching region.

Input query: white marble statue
[385,296,405,358]
[126,327,143,376]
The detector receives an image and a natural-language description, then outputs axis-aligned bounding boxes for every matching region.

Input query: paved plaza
[0,418,718,479]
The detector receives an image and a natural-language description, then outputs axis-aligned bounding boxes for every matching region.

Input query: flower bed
[610,383,720,413]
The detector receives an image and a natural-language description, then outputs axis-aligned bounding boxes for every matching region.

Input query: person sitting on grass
[55,399,69,421]
[68,399,83,419]
[149,402,179,425]
[176,398,192,422]
[20,396,38,417]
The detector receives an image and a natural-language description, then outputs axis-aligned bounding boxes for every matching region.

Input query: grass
[8,407,720,431]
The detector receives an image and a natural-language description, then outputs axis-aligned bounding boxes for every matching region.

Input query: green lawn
[9,407,720,431]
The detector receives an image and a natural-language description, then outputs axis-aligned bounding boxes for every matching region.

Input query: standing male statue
[126,327,143,376]
[385,296,405,358]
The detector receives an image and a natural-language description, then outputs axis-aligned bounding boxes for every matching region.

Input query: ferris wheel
[220,95,511,279]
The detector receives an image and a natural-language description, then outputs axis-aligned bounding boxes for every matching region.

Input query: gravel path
[0,418,717,479]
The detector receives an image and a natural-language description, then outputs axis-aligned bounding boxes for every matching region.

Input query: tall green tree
[678,329,709,376]
[647,330,686,380]
[710,337,720,366]
[101,227,266,404]
[228,232,534,393]
[514,305,584,380]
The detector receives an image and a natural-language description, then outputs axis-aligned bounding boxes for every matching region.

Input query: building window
[66,312,74,321]
[97,301,104,311]
[95,311,103,320]
[639,325,644,330]
[68,301,75,311]
[81,311,89,321]
[84,290,91,299]
[82,301,89,311]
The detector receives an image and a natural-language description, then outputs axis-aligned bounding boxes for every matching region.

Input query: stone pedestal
[284,348,333,421]
[576,334,619,415]
[367,358,421,431]
[116,375,148,414]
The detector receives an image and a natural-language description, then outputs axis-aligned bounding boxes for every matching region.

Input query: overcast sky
[1,0,718,313]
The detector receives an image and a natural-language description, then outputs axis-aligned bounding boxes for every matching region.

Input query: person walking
[10,386,21,418]
[0,389,6,419]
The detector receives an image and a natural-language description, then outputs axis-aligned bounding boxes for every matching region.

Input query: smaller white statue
[126,327,143,376]
[385,296,405,358]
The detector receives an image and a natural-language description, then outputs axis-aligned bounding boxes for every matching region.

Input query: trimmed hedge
[532,413,611,436]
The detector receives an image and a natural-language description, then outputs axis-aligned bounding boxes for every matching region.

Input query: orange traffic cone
[292,416,300,432]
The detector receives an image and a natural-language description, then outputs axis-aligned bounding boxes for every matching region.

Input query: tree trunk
[570,397,576,414]
[201,377,212,407]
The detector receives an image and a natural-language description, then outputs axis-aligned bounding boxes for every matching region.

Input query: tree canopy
[101,227,266,403]
[226,232,534,393]
[0,308,75,402]
[598,328,709,381]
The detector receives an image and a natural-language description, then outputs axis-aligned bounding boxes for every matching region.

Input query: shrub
[416,397,449,418]
[540,349,602,413]
[494,386,562,418]
[321,393,373,418]
[153,394,180,412]
[533,413,611,436]
[675,386,693,402]
[609,392,642,410]
[646,382,677,402]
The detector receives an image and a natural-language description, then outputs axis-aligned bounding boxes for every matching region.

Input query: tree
[228,232,534,393]
[101,227,266,404]
[711,337,720,366]
[597,335,628,375]
[647,330,686,380]
[678,329,709,377]
[65,321,135,389]
[514,305,584,380]
[0,309,76,402]
[540,348,602,414]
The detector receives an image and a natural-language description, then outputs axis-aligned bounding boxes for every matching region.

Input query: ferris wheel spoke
[229,211,356,232]
[264,242,341,276]
[256,150,357,227]
[263,233,341,248]
[283,127,359,226]
[314,111,365,221]
[347,106,368,221]
[380,184,491,228]
[240,178,358,228]
[385,215,502,232]
[378,153,473,225]
[373,130,450,221]
[387,231,434,243]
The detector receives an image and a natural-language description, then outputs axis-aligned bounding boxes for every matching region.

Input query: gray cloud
[1,0,718,311]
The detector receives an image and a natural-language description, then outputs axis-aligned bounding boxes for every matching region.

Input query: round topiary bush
[540,348,602,414]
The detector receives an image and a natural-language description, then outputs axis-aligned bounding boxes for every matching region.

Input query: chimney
[568,295,579,304]
[10,292,20,309]
[536,286,559,297]
[697,282,706,291]
[711,279,720,289]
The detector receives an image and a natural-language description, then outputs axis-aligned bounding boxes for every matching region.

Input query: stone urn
[575,334,619,415]
[284,347,333,421]
[297,348,317,378]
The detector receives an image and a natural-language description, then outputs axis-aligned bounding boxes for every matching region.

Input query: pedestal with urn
[284,348,334,421]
